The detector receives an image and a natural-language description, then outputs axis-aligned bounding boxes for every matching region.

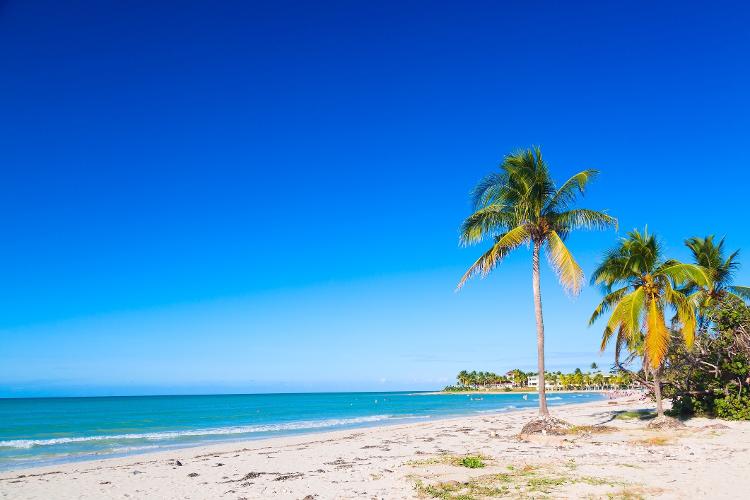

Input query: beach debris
[235,472,265,481]
[565,425,617,435]
[302,496,316,500]
[520,416,573,436]
[703,423,730,430]
[647,416,686,430]
[188,472,199,477]
[175,460,183,466]
[274,472,304,481]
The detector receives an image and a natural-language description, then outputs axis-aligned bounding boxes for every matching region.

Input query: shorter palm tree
[590,228,709,417]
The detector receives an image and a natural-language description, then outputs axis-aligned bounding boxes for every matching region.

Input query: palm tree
[684,236,750,327]
[590,228,709,417]
[508,369,526,387]
[457,147,616,418]
[457,370,470,387]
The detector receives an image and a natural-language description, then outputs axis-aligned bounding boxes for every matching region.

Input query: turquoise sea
[0,391,604,470]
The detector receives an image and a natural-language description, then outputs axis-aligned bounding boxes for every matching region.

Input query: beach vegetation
[406,453,491,469]
[565,424,617,434]
[665,299,750,419]
[661,236,750,420]
[614,410,655,421]
[589,228,708,417]
[460,456,485,469]
[631,436,671,446]
[413,463,627,499]
[457,147,616,417]
[444,367,633,392]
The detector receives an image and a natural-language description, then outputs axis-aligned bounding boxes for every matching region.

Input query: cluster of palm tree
[448,367,635,392]
[457,146,747,424]
[455,370,511,388]
[590,231,749,417]
[547,369,633,390]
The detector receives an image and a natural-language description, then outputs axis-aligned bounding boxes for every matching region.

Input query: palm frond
[545,169,598,211]
[657,261,710,287]
[458,204,515,246]
[605,287,645,340]
[456,225,529,290]
[589,286,629,325]
[546,230,584,295]
[470,172,508,209]
[552,209,618,232]
[665,284,698,348]
[644,298,669,369]
[600,325,617,352]
[729,285,750,301]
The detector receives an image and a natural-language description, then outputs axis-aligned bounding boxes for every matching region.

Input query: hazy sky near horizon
[1,1,749,396]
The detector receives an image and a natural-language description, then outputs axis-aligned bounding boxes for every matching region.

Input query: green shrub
[460,456,485,469]
[715,396,750,420]
[668,394,714,418]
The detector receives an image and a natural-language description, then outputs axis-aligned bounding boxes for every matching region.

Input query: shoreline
[0,391,607,473]
[0,398,611,476]
[2,396,748,498]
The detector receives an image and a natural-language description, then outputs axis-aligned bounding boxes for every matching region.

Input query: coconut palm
[457,370,470,387]
[684,236,750,327]
[589,228,709,416]
[457,147,617,417]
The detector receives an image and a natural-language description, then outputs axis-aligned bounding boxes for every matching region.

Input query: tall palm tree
[590,228,709,417]
[684,236,750,327]
[457,147,616,417]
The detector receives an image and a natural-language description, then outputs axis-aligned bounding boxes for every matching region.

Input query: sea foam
[0,414,410,449]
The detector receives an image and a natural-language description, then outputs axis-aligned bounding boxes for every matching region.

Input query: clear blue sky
[1,1,748,396]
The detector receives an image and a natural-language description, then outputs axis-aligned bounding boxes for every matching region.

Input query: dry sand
[1,397,748,499]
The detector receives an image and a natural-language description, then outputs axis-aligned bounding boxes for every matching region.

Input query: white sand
[1,397,748,499]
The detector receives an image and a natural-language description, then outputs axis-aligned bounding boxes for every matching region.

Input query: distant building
[527,375,558,390]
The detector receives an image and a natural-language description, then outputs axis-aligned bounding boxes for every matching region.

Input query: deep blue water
[0,391,603,470]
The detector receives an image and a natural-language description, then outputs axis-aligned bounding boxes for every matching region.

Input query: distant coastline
[423,389,608,395]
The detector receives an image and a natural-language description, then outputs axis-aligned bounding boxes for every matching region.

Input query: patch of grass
[407,454,491,469]
[413,465,626,499]
[406,457,446,467]
[614,410,656,421]
[527,475,567,493]
[604,487,648,499]
[566,425,617,435]
[459,456,485,469]
[631,436,671,446]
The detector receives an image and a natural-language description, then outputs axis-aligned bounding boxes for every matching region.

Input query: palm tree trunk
[653,367,664,417]
[532,241,549,417]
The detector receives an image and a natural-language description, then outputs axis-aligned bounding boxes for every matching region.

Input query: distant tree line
[443,366,634,392]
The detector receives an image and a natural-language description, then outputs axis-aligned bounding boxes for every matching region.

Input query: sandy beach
[1,396,748,499]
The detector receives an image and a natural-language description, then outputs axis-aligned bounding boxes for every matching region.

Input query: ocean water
[0,391,603,470]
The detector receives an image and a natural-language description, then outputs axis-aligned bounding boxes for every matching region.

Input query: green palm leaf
[456,225,530,290]
[546,230,584,295]
[546,169,598,211]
